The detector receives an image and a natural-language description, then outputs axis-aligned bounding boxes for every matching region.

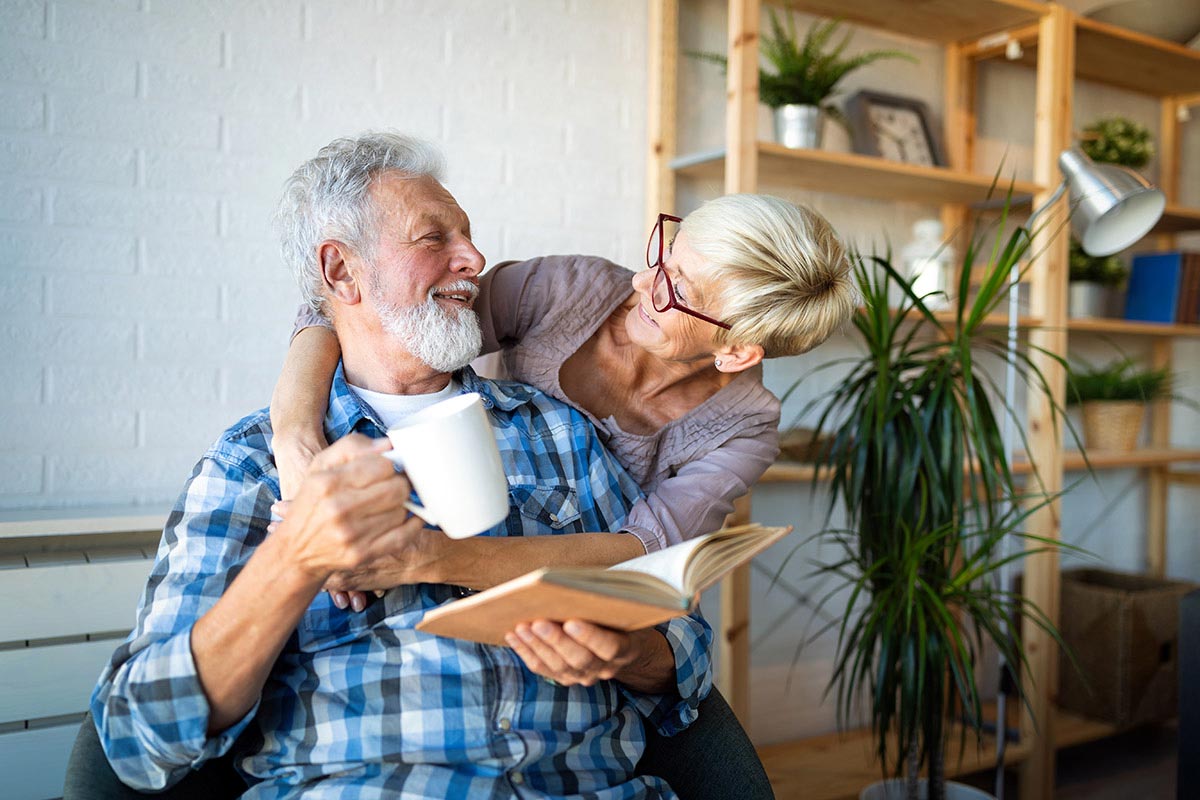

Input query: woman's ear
[319,241,361,305]
[713,341,765,374]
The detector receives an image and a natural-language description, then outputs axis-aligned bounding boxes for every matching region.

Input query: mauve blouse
[295,255,781,552]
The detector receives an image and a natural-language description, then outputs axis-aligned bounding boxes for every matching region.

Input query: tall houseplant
[692,7,913,149]
[794,199,1074,800]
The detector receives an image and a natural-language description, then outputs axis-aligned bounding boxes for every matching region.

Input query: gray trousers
[65,688,774,800]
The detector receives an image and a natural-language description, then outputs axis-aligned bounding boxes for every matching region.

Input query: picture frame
[845,90,946,168]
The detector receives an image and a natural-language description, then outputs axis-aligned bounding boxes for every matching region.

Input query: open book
[416,523,792,646]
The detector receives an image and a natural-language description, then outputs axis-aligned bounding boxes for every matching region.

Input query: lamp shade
[1058,146,1165,256]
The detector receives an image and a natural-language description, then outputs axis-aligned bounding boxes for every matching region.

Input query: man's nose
[451,238,485,276]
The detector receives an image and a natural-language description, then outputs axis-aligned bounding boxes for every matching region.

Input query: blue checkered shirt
[91,366,712,799]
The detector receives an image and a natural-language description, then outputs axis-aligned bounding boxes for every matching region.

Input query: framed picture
[846,90,945,167]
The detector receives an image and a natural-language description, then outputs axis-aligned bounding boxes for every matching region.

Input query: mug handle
[383,450,441,526]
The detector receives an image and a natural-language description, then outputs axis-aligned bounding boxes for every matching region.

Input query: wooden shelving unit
[647,1,1200,798]
[1066,317,1200,338]
[671,144,1046,205]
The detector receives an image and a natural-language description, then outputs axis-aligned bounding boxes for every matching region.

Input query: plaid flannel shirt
[91,366,712,800]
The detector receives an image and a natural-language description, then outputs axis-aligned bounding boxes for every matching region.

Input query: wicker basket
[1082,401,1146,451]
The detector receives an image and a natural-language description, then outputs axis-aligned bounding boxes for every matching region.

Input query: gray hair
[682,194,857,358]
[275,131,446,315]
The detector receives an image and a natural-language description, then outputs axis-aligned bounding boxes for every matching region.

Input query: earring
[715,359,722,368]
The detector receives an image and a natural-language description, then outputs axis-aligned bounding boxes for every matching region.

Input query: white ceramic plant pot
[774,104,823,149]
[860,778,996,800]
[1068,281,1119,318]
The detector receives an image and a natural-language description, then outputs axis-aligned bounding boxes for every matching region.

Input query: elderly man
[90,132,712,799]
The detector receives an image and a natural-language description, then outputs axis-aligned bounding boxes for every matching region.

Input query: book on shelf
[416,523,793,646]
[1124,251,1200,324]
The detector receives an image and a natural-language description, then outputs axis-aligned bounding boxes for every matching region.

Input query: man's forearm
[192,533,324,733]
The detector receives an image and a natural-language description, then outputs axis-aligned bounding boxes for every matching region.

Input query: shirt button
[511,771,524,785]
[549,513,559,526]
[497,717,511,731]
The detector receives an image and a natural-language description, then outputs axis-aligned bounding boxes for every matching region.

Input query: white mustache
[428,280,479,301]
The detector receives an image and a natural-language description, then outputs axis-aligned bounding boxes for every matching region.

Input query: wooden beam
[1146,339,1172,576]
[942,41,976,282]
[725,0,760,194]
[646,0,678,228]
[718,493,753,724]
[1019,6,1074,799]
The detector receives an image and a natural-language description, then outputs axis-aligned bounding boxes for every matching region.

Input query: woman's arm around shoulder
[623,421,781,552]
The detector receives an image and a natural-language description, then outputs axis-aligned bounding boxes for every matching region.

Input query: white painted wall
[2,0,1198,749]
[0,0,647,510]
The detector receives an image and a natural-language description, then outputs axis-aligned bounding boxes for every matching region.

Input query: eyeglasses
[645,212,732,330]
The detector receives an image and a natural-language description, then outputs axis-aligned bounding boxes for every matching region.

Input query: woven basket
[1082,401,1146,452]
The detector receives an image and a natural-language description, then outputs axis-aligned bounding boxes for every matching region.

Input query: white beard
[375,286,483,373]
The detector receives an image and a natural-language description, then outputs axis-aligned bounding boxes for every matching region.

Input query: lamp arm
[1025,178,1069,230]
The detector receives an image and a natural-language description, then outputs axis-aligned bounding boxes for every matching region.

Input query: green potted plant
[692,6,914,149]
[1067,237,1128,319]
[1080,116,1155,169]
[1066,358,1173,451]
[792,197,1073,800]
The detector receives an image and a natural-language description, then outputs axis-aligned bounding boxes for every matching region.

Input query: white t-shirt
[348,378,461,431]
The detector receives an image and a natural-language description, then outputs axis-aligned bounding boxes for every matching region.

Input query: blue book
[1124,252,1186,324]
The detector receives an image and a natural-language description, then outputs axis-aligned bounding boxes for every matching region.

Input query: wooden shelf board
[1006,16,1200,96]
[758,704,1118,800]
[1067,317,1200,338]
[1059,448,1200,472]
[762,449,1200,484]
[1156,204,1200,236]
[1073,16,1200,97]
[779,0,1045,45]
[671,144,1045,206]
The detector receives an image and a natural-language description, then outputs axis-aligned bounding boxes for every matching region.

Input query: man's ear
[319,241,362,305]
[713,341,765,374]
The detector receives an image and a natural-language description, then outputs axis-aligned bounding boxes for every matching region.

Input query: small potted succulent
[692,6,914,149]
[1080,116,1155,169]
[1066,359,1173,451]
[1067,237,1128,319]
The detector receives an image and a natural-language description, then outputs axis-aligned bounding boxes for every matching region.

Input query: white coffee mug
[384,392,509,539]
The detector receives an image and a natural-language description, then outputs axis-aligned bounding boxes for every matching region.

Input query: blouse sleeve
[474,258,546,355]
[291,304,332,340]
[620,420,780,552]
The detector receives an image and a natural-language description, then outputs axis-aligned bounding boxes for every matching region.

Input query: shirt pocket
[296,585,415,652]
[510,483,583,532]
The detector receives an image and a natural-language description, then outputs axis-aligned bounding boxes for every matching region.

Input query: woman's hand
[274,431,329,501]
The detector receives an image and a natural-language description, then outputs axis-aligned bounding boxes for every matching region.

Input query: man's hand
[504,620,675,693]
[269,478,451,613]
[275,434,425,581]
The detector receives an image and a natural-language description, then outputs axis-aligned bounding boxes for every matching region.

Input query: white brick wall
[1,0,647,511]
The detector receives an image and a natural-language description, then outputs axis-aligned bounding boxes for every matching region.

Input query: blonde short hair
[681,194,857,358]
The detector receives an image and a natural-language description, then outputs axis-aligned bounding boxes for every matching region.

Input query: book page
[606,534,712,593]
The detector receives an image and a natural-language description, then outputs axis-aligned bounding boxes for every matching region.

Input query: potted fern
[1066,358,1173,451]
[793,196,1072,800]
[692,5,913,149]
